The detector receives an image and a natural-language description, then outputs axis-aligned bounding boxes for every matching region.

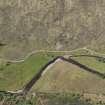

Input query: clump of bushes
[35,92,93,105]
[0,92,35,105]
[97,57,105,63]
[1,92,105,105]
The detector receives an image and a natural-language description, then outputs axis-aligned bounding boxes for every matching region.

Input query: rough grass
[72,56,105,74]
[70,49,91,55]
[0,92,99,105]
[0,51,67,91]
[32,60,105,94]
[0,52,54,90]
[0,49,105,93]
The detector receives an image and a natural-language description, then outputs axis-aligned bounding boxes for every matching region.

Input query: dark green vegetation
[0,91,35,105]
[0,0,105,60]
[1,92,105,105]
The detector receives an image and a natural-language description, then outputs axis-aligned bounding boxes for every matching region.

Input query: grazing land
[1,0,105,104]
[0,49,105,92]
[0,51,68,91]
[0,50,105,104]
[72,56,105,74]
[32,60,105,94]
[0,52,54,90]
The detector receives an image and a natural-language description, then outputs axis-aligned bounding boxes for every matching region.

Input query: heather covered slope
[0,0,105,60]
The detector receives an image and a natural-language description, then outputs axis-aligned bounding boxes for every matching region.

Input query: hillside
[0,51,66,90]
[0,52,53,90]
[0,51,105,92]
[0,0,105,60]
[33,60,105,94]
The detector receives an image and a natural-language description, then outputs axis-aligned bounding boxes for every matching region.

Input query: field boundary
[22,56,105,95]
[1,48,105,95]
[2,54,105,95]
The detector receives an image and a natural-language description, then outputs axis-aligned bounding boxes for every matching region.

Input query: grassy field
[0,49,105,93]
[72,56,105,74]
[0,49,105,104]
[32,60,105,94]
[0,52,56,90]
[0,51,67,91]
[0,49,83,91]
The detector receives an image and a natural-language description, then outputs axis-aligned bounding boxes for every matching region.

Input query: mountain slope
[0,0,105,59]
